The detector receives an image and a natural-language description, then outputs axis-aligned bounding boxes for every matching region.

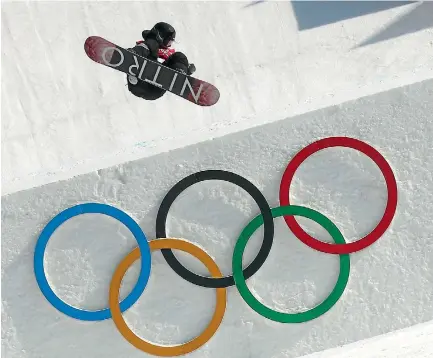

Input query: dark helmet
[151,22,176,48]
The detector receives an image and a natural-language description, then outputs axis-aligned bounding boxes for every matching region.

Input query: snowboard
[84,36,220,107]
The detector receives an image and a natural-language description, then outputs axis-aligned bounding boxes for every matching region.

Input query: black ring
[155,170,275,288]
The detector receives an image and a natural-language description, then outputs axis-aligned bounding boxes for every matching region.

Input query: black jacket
[127,30,160,61]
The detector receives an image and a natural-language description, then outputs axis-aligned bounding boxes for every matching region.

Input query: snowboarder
[126,22,196,101]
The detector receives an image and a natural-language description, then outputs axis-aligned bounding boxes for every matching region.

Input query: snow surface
[3,79,433,357]
[301,320,433,358]
[2,1,433,195]
[2,2,433,358]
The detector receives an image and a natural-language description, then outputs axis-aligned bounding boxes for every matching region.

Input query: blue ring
[33,203,151,321]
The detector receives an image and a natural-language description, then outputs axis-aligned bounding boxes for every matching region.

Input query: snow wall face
[3,1,433,194]
[3,80,433,358]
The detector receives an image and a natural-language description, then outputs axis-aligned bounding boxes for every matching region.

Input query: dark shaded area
[357,2,433,47]
[291,1,415,30]
[244,1,431,48]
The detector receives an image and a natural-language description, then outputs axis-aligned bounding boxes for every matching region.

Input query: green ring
[232,205,350,323]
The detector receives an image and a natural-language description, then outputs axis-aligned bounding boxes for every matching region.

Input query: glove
[144,37,160,59]
[130,37,159,60]
[188,63,196,75]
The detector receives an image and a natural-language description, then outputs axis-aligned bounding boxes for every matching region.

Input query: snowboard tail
[84,36,219,106]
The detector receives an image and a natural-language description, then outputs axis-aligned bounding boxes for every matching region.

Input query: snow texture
[2,1,433,195]
[301,320,433,358]
[2,2,433,358]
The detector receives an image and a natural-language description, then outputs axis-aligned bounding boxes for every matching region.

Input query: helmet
[151,22,176,48]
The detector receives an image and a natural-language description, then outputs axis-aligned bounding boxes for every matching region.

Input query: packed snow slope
[301,320,433,358]
[3,79,433,357]
[2,1,433,195]
[2,2,433,358]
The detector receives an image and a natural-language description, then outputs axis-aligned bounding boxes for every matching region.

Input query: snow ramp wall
[3,1,433,194]
[3,80,433,358]
[2,1,433,358]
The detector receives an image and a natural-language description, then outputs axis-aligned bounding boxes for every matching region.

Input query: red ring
[279,136,398,254]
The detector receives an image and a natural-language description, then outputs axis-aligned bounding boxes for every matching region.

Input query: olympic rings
[109,239,226,356]
[33,136,397,356]
[232,205,350,323]
[155,170,274,289]
[33,203,152,321]
[279,136,398,254]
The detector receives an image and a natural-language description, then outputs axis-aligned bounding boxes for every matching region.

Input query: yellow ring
[109,238,227,356]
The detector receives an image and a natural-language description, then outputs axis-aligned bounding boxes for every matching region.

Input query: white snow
[2,2,433,358]
[2,1,433,195]
[300,320,433,358]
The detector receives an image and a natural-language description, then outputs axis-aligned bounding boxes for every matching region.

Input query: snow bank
[301,320,433,358]
[2,79,433,357]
